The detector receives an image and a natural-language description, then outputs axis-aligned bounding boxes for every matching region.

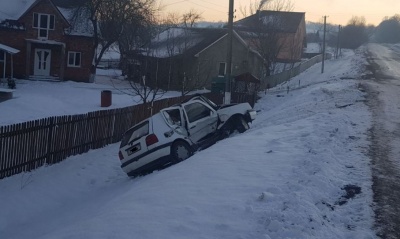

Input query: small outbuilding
[0,43,20,81]
[233,72,260,94]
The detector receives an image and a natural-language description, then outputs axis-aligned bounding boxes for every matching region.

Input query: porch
[25,39,66,81]
[0,43,19,82]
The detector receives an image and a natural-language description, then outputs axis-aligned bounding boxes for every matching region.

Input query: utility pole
[225,0,234,104]
[336,25,341,59]
[338,25,342,57]
[321,16,327,74]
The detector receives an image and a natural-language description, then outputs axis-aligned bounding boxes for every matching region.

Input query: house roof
[143,27,228,58]
[234,10,305,33]
[52,0,87,8]
[0,0,37,21]
[0,0,93,37]
[57,7,94,37]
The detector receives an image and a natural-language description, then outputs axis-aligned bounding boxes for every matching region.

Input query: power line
[198,0,226,9]
[186,0,227,14]
[162,0,227,14]
[164,0,189,7]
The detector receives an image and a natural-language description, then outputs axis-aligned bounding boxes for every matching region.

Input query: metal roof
[234,11,305,33]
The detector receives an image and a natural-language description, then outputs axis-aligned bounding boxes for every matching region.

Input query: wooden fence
[0,92,254,179]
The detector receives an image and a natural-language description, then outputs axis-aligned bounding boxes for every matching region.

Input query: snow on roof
[143,27,227,58]
[0,0,93,37]
[58,7,94,37]
[0,0,37,21]
[0,43,20,54]
[145,28,203,58]
[26,38,66,46]
[152,28,187,43]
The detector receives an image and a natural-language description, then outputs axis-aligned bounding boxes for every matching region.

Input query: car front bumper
[246,109,257,122]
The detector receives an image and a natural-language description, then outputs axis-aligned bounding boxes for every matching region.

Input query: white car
[118,95,256,177]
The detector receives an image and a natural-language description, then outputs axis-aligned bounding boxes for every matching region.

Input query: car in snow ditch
[118,95,256,177]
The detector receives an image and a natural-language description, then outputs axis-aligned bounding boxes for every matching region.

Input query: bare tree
[340,16,369,49]
[71,0,156,79]
[267,0,294,11]
[118,3,156,76]
[244,15,288,76]
[122,48,165,104]
[165,28,211,96]
[181,9,203,28]
[239,0,294,18]
[123,9,209,100]
[162,12,181,28]
[283,32,303,71]
[375,15,400,43]
[158,10,209,95]
[180,58,213,96]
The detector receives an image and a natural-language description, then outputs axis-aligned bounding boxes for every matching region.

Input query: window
[163,109,182,126]
[184,102,212,123]
[120,121,149,147]
[33,13,55,39]
[68,52,81,67]
[218,62,226,77]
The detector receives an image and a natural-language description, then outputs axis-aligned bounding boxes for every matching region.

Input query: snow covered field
[0,69,183,126]
[0,50,377,238]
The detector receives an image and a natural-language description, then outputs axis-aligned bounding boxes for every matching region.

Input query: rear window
[120,121,149,147]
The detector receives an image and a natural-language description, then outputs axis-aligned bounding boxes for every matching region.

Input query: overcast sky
[160,0,400,26]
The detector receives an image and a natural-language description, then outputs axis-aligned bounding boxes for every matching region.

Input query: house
[125,27,264,91]
[234,10,307,63]
[0,0,95,82]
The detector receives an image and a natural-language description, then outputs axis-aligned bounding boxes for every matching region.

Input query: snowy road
[365,43,400,239]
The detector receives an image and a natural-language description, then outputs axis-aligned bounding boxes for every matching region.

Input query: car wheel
[220,119,234,138]
[236,116,249,133]
[171,141,193,163]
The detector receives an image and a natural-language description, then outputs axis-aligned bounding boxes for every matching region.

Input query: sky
[0,47,377,239]
[159,0,400,26]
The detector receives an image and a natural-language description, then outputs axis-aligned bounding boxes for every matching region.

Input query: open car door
[182,100,218,143]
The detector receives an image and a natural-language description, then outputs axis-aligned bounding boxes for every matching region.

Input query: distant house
[125,27,264,91]
[234,10,307,63]
[0,0,95,82]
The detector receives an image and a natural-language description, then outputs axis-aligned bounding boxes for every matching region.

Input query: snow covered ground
[0,72,182,126]
[0,50,377,238]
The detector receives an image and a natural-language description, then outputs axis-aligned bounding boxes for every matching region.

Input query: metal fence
[0,92,255,179]
[261,53,333,90]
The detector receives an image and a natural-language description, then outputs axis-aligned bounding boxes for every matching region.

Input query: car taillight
[119,151,124,160]
[145,134,159,146]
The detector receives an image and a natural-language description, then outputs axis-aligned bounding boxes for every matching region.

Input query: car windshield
[189,95,218,110]
[202,96,218,110]
[120,121,149,147]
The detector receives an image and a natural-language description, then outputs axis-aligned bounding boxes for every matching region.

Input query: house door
[34,49,51,76]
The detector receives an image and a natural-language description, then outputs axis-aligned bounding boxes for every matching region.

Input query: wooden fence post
[46,117,54,165]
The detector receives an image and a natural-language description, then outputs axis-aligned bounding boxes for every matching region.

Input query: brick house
[234,10,307,63]
[0,0,94,82]
[125,27,264,91]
